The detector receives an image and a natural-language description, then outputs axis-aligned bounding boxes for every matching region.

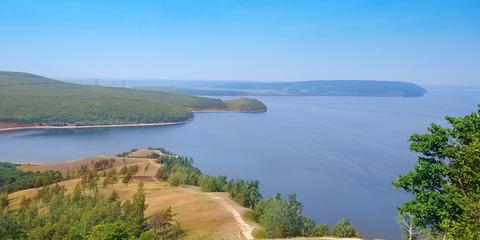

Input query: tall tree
[393,106,480,239]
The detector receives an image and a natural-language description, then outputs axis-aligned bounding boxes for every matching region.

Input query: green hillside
[224,98,267,112]
[0,72,266,126]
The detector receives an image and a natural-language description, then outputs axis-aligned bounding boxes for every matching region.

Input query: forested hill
[0,71,266,127]
[138,80,427,97]
[218,80,427,97]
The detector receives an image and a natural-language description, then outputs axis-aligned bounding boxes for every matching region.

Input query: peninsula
[0,71,267,131]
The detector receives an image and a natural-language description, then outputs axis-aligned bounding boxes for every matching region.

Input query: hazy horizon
[59,77,479,88]
[1,0,479,85]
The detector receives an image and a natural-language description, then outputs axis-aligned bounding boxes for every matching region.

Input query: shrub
[198,175,227,192]
[309,224,329,237]
[87,221,131,240]
[253,193,313,238]
[330,218,361,238]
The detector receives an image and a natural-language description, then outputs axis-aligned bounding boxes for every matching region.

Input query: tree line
[0,162,63,193]
[0,182,183,240]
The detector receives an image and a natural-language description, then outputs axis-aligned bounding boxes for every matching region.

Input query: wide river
[1,88,479,239]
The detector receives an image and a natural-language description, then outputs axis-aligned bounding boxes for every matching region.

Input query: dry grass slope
[9,149,361,240]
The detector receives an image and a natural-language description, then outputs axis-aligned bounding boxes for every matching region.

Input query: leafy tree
[0,162,63,193]
[309,224,329,237]
[225,179,262,208]
[87,221,131,240]
[139,229,160,240]
[393,107,480,239]
[0,180,178,240]
[330,218,361,238]
[0,211,22,239]
[198,175,227,192]
[149,207,183,240]
[253,193,314,238]
[0,192,8,211]
[122,183,147,237]
[72,183,82,202]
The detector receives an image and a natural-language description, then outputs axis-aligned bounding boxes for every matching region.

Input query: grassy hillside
[0,71,266,127]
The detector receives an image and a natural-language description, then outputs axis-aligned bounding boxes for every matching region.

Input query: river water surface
[1,88,479,239]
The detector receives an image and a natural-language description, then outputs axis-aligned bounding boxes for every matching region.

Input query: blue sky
[0,0,479,85]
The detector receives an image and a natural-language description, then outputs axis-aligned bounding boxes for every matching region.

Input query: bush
[0,162,63,193]
[225,179,262,208]
[198,175,227,192]
[309,224,329,237]
[253,193,314,238]
[139,229,159,240]
[87,221,131,240]
[330,218,361,238]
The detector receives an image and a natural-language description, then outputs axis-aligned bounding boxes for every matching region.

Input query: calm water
[1,88,479,239]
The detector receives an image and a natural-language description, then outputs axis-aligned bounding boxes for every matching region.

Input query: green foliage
[0,192,8,211]
[87,221,131,240]
[0,162,63,193]
[122,182,148,237]
[309,224,330,237]
[154,149,348,239]
[119,164,140,184]
[139,229,160,240]
[0,72,192,125]
[393,106,480,239]
[157,155,201,186]
[330,218,361,238]
[0,210,23,240]
[0,182,177,240]
[198,175,227,192]
[35,183,65,204]
[94,158,116,171]
[252,193,315,238]
[0,72,267,126]
[149,207,184,240]
[225,179,262,208]
[224,98,267,112]
[156,154,261,208]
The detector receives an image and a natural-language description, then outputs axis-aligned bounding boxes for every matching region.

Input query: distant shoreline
[192,109,266,113]
[0,121,189,132]
[0,108,267,132]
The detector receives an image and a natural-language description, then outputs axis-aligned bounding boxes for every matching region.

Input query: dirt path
[208,193,255,240]
[147,152,256,240]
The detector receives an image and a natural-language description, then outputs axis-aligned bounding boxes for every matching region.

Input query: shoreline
[192,110,266,113]
[0,121,189,132]
[0,109,266,132]
[192,109,267,113]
